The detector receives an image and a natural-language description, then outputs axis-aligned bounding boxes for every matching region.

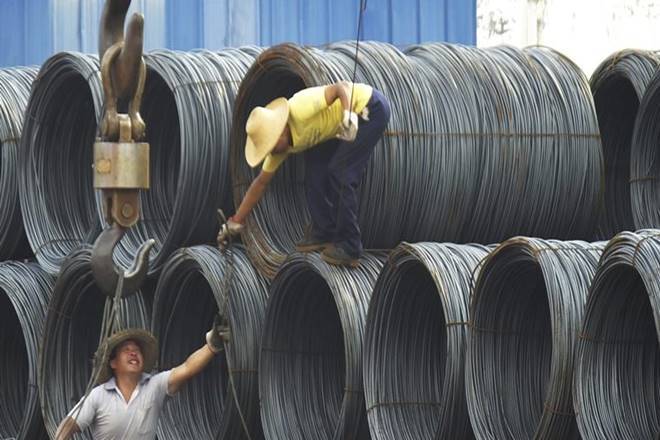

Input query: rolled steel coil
[0,67,38,260]
[259,252,385,440]
[151,245,268,440]
[19,52,103,274]
[363,242,490,440]
[38,246,151,438]
[574,230,660,439]
[108,48,261,275]
[230,42,602,278]
[631,69,660,230]
[590,50,660,238]
[0,262,54,440]
[466,237,604,439]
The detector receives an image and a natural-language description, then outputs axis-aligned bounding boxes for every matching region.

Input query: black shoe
[321,245,360,268]
[295,227,331,253]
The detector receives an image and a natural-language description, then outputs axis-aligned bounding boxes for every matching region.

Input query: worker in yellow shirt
[218,81,390,267]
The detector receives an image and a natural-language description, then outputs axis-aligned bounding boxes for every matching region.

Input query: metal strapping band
[384,130,601,139]
[367,400,443,412]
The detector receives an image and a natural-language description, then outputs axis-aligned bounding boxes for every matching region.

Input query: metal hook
[91,223,155,298]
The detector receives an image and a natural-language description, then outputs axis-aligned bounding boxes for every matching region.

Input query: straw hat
[93,329,158,384]
[244,97,290,167]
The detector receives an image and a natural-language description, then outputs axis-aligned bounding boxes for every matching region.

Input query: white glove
[337,109,358,142]
[217,218,244,248]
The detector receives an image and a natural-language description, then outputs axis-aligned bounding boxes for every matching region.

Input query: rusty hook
[91,223,155,298]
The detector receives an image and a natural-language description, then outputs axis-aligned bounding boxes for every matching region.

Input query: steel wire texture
[363,242,490,440]
[38,246,150,439]
[590,50,660,238]
[0,67,38,260]
[259,252,385,440]
[230,42,602,278]
[104,48,262,276]
[630,67,660,230]
[574,230,660,439]
[0,262,54,440]
[18,52,102,274]
[465,237,604,439]
[151,244,268,440]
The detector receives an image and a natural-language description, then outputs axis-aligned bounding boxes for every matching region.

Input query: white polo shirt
[67,370,172,439]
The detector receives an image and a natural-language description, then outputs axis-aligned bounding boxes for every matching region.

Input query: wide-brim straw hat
[93,328,158,384]
[245,97,290,167]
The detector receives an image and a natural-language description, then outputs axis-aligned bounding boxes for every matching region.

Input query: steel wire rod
[106,48,261,276]
[0,67,38,260]
[259,252,385,440]
[38,246,150,439]
[363,242,490,440]
[150,244,268,440]
[465,237,604,439]
[574,230,660,439]
[19,52,103,274]
[630,68,660,230]
[230,42,602,278]
[590,50,660,238]
[0,262,54,440]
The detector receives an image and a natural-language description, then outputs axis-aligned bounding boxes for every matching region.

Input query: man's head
[109,339,145,377]
[94,328,158,384]
[244,97,290,167]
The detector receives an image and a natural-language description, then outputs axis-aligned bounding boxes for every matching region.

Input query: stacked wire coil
[574,230,660,439]
[363,242,489,440]
[0,67,38,260]
[230,42,602,278]
[151,245,268,440]
[38,246,150,439]
[590,50,660,238]
[0,262,54,440]
[259,252,385,440]
[466,237,604,439]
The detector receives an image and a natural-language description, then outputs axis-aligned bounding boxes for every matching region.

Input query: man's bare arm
[167,344,217,395]
[55,416,80,440]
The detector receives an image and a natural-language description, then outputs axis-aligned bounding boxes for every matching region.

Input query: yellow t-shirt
[262,82,373,172]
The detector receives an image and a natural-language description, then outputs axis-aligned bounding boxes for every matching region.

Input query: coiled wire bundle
[574,230,660,439]
[363,242,489,440]
[0,67,38,260]
[151,245,268,440]
[465,237,604,439]
[259,252,385,440]
[0,262,54,440]
[109,48,261,275]
[631,69,660,230]
[230,42,602,278]
[19,52,102,274]
[590,50,660,238]
[38,246,150,438]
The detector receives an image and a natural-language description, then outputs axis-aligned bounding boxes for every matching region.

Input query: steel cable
[465,237,604,439]
[0,67,38,260]
[0,262,54,440]
[574,230,660,439]
[363,242,490,440]
[230,42,602,278]
[259,252,385,440]
[19,53,103,274]
[590,50,660,238]
[38,246,150,439]
[150,245,268,440]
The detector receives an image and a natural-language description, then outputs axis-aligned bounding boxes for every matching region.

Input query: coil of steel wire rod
[259,252,385,440]
[465,237,604,439]
[230,42,602,278]
[574,230,660,439]
[38,246,150,439]
[151,244,268,440]
[0,67,38,260]
[590,50,660,238]
[363,242,490,440]
[0,262,54,440]
[19,52,103,274]
[630,69,660,230]
[107,48,261,275]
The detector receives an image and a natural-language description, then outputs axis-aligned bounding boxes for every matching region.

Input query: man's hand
[206,314,230,354]
[217,217,244,248]
[337,109,358,142]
